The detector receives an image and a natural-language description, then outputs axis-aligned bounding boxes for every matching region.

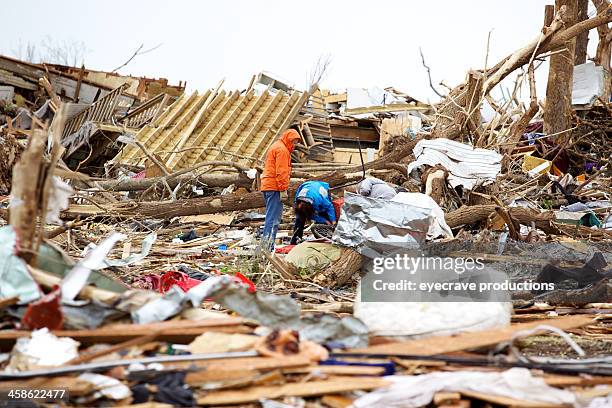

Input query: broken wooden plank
[460,390,565,408]
[348,315,593,355]
[196,377,389,405]
[0,318,249,350]
[181,355,311,376]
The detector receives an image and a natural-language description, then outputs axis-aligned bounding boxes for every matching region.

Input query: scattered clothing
[131,372,195,407]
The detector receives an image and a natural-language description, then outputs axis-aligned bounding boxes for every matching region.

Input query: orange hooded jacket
[260,129,301,191]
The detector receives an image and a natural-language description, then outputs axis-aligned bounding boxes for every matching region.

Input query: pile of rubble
[0,1,611,407]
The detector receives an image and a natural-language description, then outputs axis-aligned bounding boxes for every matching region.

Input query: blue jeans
[262,191,283,247]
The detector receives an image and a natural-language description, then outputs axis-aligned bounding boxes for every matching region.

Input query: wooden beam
[187,91,241,166]
[232,90,284,166]
[197,377,390,405]
[347,315,593,355]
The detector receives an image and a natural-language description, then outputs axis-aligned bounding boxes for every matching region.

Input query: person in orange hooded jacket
[260,129,301,248]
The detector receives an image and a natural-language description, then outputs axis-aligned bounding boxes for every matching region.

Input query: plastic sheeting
[332,192,435,256]
[346,87,404,110]
[407,139,502,190]
[0,226,41,304]
[133,275,369,348]
[353,295,512,337]
[390,192,453,239]
[61,232,156,302]
[352,368,576,408]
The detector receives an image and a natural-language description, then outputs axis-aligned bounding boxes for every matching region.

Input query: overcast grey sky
[0,0,601,103]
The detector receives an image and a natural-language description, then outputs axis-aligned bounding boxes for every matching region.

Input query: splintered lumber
[347,315,593,355]
[0,132,23,195]
[593,0,612,71]
[9,129,47,264]
[65,172,364,219]
[321,395,355,408]
[179,355,310,372]
[432,70,483,140]
[544,0,577,142]
[0,297,18,310]
[285,365,385,376]
[29,267,120,305]
[0,318,249,350]
[197,377,390,405]
[459,390,562,408]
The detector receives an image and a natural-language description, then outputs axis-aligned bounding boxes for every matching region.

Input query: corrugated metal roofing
[115,87,308,169]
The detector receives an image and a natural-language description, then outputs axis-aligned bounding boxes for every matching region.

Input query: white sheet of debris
[407,138,502,190]
[572,61,606,106]
[352,368,576,408]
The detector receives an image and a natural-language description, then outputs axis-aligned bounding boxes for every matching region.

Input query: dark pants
[290,213,306,245]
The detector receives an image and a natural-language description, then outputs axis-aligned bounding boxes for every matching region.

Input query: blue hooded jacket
[294,181,336,224]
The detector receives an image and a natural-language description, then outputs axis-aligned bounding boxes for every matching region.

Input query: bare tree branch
[112,43,163,73]
[419,47,445,98]
[307,54,332,88]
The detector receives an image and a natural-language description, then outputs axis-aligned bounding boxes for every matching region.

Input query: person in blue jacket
[290,181,336,244]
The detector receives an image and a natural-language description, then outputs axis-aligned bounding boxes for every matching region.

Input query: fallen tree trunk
[65,172,366,219]
[444,205,560,235]
[65,143,417,219]
[92,173,256,191]
[313,248,362,288]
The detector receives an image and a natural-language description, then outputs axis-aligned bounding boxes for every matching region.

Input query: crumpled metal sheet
[132,276,369,347]
[133,275,300,327]
[332,192,432,256]
[391,192,453,239]
[297,313,369,348]
[212,284,301,328]
[0,226,41,304]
